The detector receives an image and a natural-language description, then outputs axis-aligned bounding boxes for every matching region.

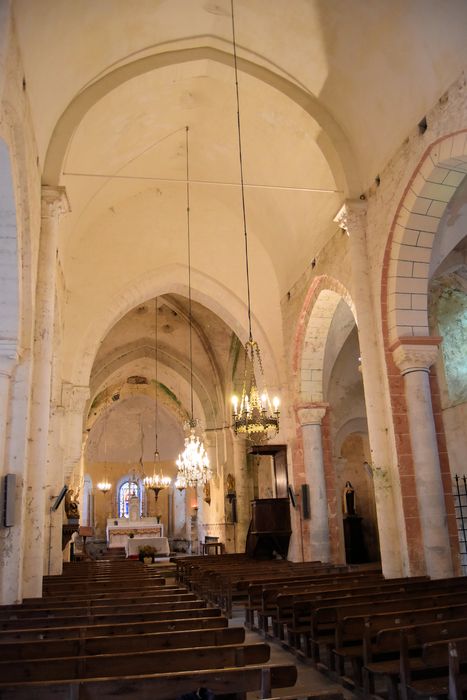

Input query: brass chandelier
[176,127,212,487]
[229,0,280,438]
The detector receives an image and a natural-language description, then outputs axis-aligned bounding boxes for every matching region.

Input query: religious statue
[65,489,80,520]
[343,481,356,516]
[203,482,211,505]
[226,473,236,495]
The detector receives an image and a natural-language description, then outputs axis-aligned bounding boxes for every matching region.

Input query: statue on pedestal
[65,489,80,521]
[343,481,356,516]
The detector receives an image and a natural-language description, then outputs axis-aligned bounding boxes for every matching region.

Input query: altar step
[98,547,126,561]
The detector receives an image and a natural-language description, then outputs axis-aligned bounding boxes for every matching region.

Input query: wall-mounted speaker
[51,485,68,512]
[2,474,16,527]
[301,484,311,520]
[288,485,297,509]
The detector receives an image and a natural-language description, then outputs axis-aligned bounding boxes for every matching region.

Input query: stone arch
[293,274,355,402]
[43,44,360,197]
[70,264,282,395]
[334,417,369,457]
[386,130,467,343]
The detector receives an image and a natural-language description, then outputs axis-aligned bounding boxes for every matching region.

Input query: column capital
[297,403,328,426]
[390,336,442,375]
[61,382,90,412]
[334,199,367,234]
[0,339,19,376]
[41,186,70,218]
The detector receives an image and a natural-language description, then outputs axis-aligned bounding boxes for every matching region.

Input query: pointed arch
[43,44,359,197]
[292,274,355,402]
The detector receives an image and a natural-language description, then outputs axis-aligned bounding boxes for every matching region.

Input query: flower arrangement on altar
[138,545,157,563]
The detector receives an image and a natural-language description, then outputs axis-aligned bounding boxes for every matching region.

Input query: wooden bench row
[0,558,302,700]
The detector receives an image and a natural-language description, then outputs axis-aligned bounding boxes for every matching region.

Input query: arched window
[118,481,139,518]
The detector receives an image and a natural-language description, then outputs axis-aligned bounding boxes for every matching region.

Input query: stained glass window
[118,480,139,518]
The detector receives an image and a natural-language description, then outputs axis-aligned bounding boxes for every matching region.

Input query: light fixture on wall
[176,126,212,488]
[228,0,280,439]
[97,478,111,494]
[144,298,171,501]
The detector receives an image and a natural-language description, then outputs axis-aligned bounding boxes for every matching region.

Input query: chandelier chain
[231,0,253,342]
[155,297,159,457]
[228,1,280,439]
[185,125,194,420]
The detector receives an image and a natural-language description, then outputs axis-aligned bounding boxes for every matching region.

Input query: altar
[106,517,164,548]
[125,536,170,558]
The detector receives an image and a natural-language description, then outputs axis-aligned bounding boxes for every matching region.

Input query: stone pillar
[297,406,330,562]
[0,340,18,466]
[173,486,186,539]
[233,435,250,552]
[0,343,20,603]
[392,338,453,578]
[46,403,65,576]
[61,384,90,483]
[335,201,403,577]
[22,186,69,598]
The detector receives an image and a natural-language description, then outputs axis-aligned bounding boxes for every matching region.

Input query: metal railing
[453,474,467,574]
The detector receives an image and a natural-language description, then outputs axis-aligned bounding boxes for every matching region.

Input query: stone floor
[229,608,358,700]
[151,561,358,699]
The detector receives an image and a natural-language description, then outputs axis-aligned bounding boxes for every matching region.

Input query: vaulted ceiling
[11,0,467,432]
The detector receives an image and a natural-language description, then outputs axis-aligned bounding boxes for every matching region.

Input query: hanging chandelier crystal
[176,127,211,487]
[143,299,171,500]
[176,421,212,487]
[229,0,280,438]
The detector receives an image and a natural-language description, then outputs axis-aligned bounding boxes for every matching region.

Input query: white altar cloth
[106,519,164,548]
[125,536,170,558]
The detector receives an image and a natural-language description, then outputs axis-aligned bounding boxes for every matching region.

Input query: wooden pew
[401,636,467,700]
[0,612,228,642]
[0,642,271,681]
[0,625,246,661]
[0,595,200,620]
[0,604,221,632]
[363,616,467,700]
[245,570,384,629]
[264,576,427,638]
[289,584,467,664]
[333,599,467,677]
[41,578,167,594]
[20,584,184,604]
[4,589,193,610]
[0,663,298,700]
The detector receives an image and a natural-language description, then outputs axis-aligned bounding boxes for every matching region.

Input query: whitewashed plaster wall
[0,15,42,602]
